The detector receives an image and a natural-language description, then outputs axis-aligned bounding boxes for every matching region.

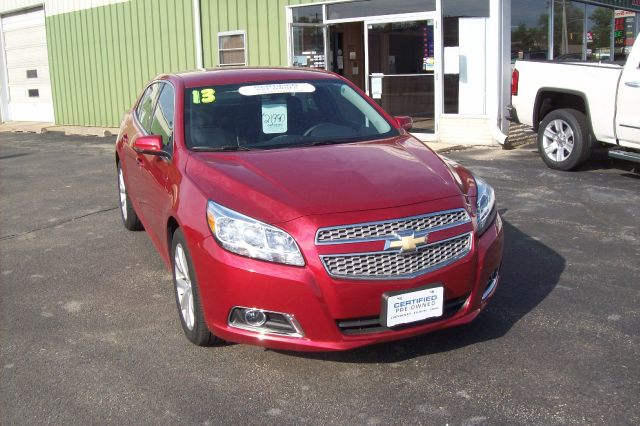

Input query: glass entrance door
[365,15,439,134]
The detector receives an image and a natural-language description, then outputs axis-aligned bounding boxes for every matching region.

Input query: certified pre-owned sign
[382,285,444,327]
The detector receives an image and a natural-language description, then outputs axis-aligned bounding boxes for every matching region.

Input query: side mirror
[133,135,166,156]
[395,116,413,131]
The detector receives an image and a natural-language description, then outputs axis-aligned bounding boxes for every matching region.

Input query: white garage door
[2,8,54,122]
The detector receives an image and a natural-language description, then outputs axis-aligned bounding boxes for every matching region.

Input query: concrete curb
[0,122,118,137]
[42,125,119,137]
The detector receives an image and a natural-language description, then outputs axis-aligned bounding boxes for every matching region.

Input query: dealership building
[1,0,638,144]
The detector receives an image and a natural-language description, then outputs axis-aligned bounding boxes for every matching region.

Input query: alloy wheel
[118,167,128,221]
[542,119,575,162]
[174,243,195,330]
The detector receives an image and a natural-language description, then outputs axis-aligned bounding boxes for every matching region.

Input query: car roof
[168,67,339,88]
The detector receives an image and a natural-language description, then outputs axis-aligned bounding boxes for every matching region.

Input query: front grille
[321,233,472,280]
[316,209,470,244]
[336,295,469,335]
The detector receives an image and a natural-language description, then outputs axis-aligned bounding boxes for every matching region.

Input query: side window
[149,84,175,151]
[135,83,161,131]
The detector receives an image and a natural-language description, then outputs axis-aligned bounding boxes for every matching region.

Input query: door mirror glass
[395,115,413,131]
[133,135,165,156]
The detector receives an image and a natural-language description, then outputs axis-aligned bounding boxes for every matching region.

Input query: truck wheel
[538,109,592,171]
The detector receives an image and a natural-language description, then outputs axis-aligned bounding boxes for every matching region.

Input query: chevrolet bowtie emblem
[385,230,428,254]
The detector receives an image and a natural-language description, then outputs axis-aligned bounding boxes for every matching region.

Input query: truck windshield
[184,80,398,150]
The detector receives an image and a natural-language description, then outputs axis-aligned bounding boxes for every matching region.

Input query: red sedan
[115,68,503,351]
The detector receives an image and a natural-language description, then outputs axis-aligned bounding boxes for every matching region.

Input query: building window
[292,4,322,23]
[28,89,39,97]
[26,69,38,78]
[326,0,435,20]
[614,10,637,61]
[512,1,639,63]
[586,4,613,62]
[511,0,550,62]
[290,5,326,69]
[553,0,586,60]
[218,31,246,66]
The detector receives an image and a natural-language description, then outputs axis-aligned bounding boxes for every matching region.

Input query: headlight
[475,177,497,236]
[206,201,304,266]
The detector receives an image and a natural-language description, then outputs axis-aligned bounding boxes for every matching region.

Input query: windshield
[184,80,398,150]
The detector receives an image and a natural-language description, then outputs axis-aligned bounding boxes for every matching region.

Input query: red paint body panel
[185,136,460,223]
[115,68,504,351]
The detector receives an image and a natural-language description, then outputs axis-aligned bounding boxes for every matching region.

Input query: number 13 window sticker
[192,88,216,104]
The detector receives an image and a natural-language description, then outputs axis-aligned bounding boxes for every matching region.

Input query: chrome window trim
[320,232,473,280]
[315,208,471,245]
[132,79,177,159]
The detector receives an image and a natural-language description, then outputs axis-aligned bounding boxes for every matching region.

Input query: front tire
[117,163,143,230]
[537,108,593,171]
[171,228,219,346]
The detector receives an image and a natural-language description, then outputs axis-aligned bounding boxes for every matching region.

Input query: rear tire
[117,163,143,230]
[171,228,220,346]
[537,108,593,171]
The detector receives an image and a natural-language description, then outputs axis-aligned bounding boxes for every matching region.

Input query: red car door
[132,82,177,250]
[121,83,162,214]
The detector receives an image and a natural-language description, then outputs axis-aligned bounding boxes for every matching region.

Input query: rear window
[184,80,397,150]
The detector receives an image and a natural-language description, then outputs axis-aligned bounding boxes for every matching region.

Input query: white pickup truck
[508,34,640,171]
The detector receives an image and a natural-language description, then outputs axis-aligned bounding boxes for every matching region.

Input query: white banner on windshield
[239,83,316,96]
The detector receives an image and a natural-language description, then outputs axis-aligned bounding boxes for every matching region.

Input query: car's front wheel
[171,228,220,346]
[117,163,143,230]
[537,108,593,171]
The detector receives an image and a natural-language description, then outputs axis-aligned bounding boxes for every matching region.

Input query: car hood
[186,135,463,224]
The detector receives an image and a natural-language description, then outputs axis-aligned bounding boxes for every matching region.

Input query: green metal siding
[45,0,326,126]
[46,0,196,127]
[200,0,320,68]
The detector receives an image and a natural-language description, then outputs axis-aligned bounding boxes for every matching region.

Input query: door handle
[625,81,640,88]
[136,156,144,166]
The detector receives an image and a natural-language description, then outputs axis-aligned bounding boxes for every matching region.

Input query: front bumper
[190,214,504,352]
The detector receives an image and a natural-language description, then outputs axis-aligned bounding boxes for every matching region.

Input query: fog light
[228,307,304,337]
[244,309,267,327]
[482,269,500,301]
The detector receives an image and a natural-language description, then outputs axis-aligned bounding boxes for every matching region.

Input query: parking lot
[1,132,639,425]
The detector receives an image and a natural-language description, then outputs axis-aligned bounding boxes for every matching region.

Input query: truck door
[616,37,640,148]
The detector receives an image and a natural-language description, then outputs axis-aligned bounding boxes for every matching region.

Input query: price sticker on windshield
[192,88,216,104]
[262,102,287,134]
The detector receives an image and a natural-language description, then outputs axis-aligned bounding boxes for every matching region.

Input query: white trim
[192,0,203,70]
[0,14,10,122]
[217,30,247,67]
[43,0,128,16]
[285,6,293,65]
[327,11,437,25]
[489,0,508,144]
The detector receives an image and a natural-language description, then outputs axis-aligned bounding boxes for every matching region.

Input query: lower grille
[321,233,472,280]
[336,295,469,335]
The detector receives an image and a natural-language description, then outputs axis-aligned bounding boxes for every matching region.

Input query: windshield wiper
[191,145,253,152]
[307,139,358,146]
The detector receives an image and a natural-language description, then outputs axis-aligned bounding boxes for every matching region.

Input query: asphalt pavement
[1,132,639,425]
